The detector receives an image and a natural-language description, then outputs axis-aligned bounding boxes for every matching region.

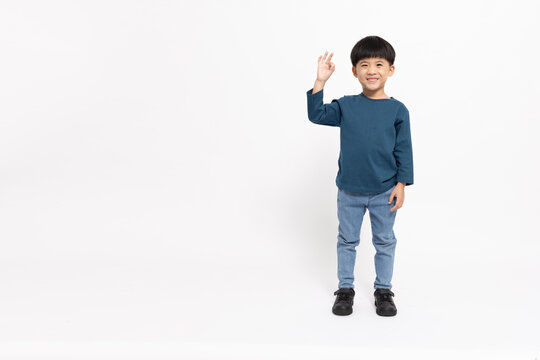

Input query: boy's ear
[352,66,357,76]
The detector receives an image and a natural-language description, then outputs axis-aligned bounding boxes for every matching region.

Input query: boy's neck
[362,88,390,99]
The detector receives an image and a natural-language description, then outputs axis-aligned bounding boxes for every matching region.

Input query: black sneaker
[374,288,397,316]
[332,288,355,315]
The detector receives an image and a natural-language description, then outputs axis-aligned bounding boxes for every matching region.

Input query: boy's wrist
[313,79,326,94]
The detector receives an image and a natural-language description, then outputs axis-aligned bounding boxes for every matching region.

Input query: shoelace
[335,291,353,302]
[377,291,394,303]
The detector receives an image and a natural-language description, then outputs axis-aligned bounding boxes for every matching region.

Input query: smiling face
[352,57,395,96]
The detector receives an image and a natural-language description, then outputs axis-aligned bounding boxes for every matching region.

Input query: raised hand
[317,51,335,82]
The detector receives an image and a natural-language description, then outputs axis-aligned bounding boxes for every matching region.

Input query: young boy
[306,36,413,317]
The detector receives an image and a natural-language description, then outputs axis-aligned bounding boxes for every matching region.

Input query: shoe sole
[374,301,397,316]
[332,308,353,316]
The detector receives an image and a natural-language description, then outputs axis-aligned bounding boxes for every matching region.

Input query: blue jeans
[337,185,398,290]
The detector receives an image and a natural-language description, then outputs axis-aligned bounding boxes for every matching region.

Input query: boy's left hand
[389,183,405,212]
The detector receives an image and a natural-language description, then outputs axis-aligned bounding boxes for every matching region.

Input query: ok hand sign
[317,51,335,82]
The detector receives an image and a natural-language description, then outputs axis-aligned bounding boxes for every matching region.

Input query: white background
[0,0,539,358]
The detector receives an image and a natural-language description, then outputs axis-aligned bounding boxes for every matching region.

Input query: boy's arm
[306,86,342,127]
[394,105,414,186]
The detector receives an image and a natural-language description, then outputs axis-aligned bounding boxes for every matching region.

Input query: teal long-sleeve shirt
[306,88,414,194]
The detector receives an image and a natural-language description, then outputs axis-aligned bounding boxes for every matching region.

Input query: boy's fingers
[326,54,333,65]
[390,198,404,211]
[322,51,328,61]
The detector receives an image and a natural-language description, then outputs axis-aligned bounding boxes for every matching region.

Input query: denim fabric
[337,185,398,290]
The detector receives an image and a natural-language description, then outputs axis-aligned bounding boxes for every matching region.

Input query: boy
[306,36,413,317]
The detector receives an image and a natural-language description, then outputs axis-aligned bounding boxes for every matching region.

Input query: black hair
[350,36,395,67]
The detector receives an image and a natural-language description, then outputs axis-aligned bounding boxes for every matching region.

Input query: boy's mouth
[367,78,379,83]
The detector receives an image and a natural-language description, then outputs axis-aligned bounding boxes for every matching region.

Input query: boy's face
[352,57,395,92]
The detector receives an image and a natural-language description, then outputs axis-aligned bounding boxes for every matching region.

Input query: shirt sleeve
[394,105,414,186]
[306,88,342,127]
